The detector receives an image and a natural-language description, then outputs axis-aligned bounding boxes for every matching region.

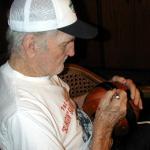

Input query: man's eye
[59,43,67,51]
[59,40,74,51]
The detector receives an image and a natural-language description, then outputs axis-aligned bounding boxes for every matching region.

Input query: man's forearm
[90,126,113,150]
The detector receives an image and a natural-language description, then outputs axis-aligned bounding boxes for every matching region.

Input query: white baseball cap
[8,0,97,39]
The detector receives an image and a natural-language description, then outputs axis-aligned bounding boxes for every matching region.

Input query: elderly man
[0,0,142,150]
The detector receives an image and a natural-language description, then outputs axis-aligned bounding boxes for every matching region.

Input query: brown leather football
[83,82,140,137]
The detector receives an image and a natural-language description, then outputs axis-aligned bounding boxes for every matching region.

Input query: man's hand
[94,89,127,130]
[91,89,127,150]
[111,75,143,109]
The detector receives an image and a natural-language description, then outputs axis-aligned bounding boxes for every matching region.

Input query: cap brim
[59,20,97,39]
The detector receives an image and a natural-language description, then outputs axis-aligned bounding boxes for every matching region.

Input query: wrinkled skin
[74,76,142,150]
[91,89,127,150]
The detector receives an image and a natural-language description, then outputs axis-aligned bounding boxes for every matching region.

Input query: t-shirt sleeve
[6,111,65,150]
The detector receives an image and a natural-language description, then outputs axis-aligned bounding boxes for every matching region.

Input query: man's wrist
[90,132,113,150]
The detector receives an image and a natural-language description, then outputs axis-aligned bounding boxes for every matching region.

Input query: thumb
[98,89,117,108]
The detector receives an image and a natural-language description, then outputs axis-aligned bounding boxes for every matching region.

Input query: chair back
[59,64,105,98]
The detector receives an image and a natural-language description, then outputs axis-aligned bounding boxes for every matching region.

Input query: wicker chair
[58,63,105,98]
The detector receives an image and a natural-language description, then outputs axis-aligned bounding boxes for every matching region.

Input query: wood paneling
[101,0,150,69]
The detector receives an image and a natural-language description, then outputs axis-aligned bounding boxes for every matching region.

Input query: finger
[125,79,143,109]
[111,75,127,84]
[139,98,143,109]
[126,79,136,100]
[98,89,117,108]
[111,89,127,107]
[133,89,143,109]
[111,76,135,99]
[109,90,127,119]
[112,92,120,100]
[111,76,136,100]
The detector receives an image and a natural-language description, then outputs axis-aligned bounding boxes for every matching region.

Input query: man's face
[35,31,75,76]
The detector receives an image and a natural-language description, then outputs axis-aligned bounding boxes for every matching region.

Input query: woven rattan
[59,64,105,98]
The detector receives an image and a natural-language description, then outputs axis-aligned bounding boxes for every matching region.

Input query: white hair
[6,28,58,54]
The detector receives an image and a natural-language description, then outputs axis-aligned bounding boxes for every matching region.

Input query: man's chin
[56,64,65,75]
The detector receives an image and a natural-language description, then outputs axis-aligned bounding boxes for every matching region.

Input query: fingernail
[131,94,135,100]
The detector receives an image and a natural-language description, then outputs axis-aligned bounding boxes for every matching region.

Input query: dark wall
[70,0,150,70]
[69,0,107,68]
[0,0,12,65]
[101,0,150,70]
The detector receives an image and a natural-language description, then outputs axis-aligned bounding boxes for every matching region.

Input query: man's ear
[22,34,36,58]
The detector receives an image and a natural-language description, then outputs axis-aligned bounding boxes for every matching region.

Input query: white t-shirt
[0,62,92,150]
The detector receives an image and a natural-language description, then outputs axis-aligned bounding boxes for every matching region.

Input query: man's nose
[68,48,75,57]
[67,43,75,57]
